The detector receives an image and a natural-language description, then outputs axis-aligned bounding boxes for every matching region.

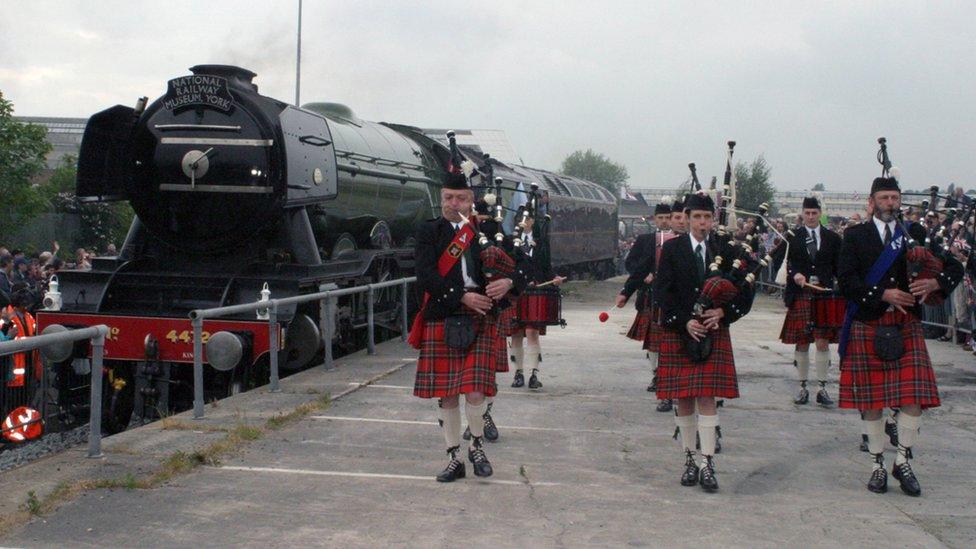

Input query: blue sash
[838,224,905,358]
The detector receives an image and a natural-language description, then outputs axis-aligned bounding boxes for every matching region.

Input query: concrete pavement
[3,278,976,548]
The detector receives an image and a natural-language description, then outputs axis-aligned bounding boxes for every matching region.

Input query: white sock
[864,417,885,464]
[815,349,829,384]
[465,400,488,441]
[896,413,921,465]
[648,351,659,371]
[795,349,810,382]
[510,345,524,372]
[441,405,461,450]
[675,414,698,453]
[524,345,541,373]
[698,413,719,459]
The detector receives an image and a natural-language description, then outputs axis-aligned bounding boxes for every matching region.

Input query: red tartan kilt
[656,325,739,399]
[642,306,664,352]
[414,310,504,398]
[626,307,652,341]
[507,295,547,336]
[780,292,838,344]
[498,304,516,337]
[839,311,940,410]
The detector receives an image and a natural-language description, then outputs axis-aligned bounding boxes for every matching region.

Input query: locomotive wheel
[101,361,135,435]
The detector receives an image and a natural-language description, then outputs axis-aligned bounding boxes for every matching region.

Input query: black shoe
[649,374,658,392]
[867,454,888,494]
[511,371,524,388]
[680,451,699,486]
[859,434,869,452]
[468,437,493,477]
[436,447,466,482]
[462,426,471,441]
[885,421,899,448]
[892,458,921,497]
[483,408,499,442]
[528,370,542,390]
[699,456,718,492]
[715,426,722,454]
[816,387,834,407]
[794,385,809,405]
[656,399,673,412]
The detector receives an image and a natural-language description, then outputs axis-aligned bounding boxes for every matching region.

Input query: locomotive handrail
[187,276,416,419]
[0,324,110,458]
[336,162,438,185]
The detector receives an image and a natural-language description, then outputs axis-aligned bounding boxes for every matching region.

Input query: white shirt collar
[872,216,896,240]
[805,224,820,237]
[689,232,706,252]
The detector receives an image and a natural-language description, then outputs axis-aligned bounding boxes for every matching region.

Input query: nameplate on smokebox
[163,75,234,113]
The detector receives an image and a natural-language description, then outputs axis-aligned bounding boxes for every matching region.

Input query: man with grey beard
[837,175,963,496]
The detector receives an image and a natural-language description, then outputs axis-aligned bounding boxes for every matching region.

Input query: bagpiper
[408,173,525,482]
[509,203,565,390]
[655,193,754,492]
[837,174,962,496]
[779,196,842,406]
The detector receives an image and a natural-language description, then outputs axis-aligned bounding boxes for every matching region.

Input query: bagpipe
[446,131,516,287]
[877,137,947,305]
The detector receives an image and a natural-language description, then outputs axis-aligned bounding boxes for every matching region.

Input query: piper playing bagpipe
[836,137,963,497]
[655,189,755,493]
[508,183,566,391]
[409,132,527,483]
[779,196,843,407]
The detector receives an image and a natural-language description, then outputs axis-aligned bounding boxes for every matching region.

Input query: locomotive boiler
[33,65,617,434]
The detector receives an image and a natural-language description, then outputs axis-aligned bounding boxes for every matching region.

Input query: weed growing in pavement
[23,491,40,515]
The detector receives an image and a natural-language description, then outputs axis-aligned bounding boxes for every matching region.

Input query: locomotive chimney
[189,64,258,92]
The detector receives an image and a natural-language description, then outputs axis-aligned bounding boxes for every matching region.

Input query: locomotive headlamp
[206,331,244,371]
[42,275,62,311]
[40,324,74,363]
[257,282,271,320]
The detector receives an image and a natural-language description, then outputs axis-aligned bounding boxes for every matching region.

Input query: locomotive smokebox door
[280,106,338,205]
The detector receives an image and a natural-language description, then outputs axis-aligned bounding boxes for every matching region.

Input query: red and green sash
[408,220,477,349]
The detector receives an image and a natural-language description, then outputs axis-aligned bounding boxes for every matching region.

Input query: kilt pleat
[656,325,739,399]
[839,311,940,410]
[506,295,547,336]
[642,306,664,353]
[780,291,839,344]
[627,308,652,341]
[414,310,505,398]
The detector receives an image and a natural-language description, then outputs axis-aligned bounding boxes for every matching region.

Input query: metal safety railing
[0,325,109,458]
[188,276,416,419]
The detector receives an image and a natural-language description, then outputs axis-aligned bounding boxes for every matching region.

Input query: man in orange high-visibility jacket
[2,283,38,388]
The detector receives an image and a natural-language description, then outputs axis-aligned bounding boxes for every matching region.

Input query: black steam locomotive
[35,65,617,433]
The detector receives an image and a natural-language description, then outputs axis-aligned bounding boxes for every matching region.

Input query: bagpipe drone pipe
[878,137,947,305]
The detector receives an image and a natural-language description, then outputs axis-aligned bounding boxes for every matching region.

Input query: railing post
[324,293,334,369]
[192,316,205,419]
[367,285,376,355]
[87,333,105,458]
[400,279,409,341]
[269,301,280,393]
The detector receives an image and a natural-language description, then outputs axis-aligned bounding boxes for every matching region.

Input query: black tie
[807,229,818,262]
[883,224,892,247]
[695,243,705,282]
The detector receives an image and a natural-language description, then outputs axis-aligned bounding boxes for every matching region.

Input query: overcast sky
[2,1,974,192]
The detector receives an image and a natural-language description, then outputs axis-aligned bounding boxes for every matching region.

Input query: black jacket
[655,233,754,331]
[415,217,528,320]
[837,220,963,322]
[621,232,656,306]
[784,225,842,306]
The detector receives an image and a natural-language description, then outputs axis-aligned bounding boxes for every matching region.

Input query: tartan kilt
[779,291,838,344]
[498,304,517,337]
[507,295,547,336]
[642,306,664,353]
[838,311,940,410]
[414,310,505,399]
[656,325,739,399]
[626,307,652,341]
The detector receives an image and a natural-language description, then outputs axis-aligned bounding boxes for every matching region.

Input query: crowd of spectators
[0,241,108,313]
